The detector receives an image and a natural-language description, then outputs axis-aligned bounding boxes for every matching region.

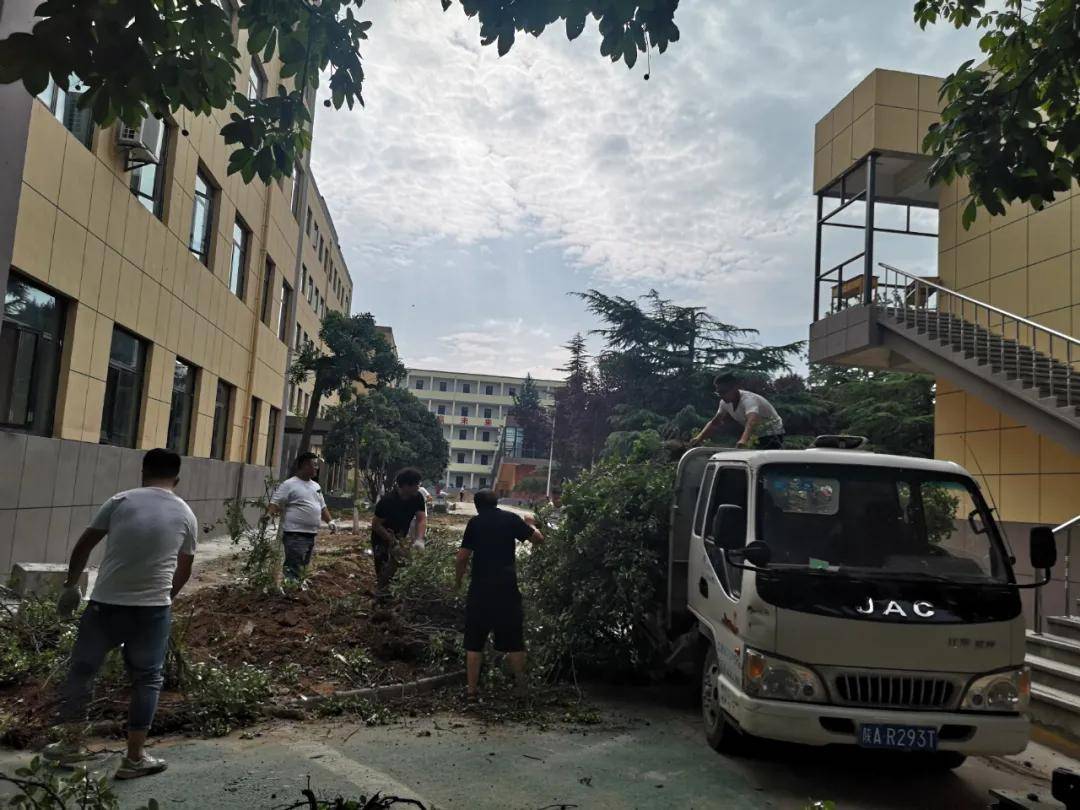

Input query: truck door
[690,464,750,639]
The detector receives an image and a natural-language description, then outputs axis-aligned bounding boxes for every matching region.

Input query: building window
[460,406,468,417]
[455,476,464,489]
[436,404,446,415]
[189,169,215,266]
[480,454,489,465]
[458,429,467,441]
[481,431,490,442]
[305,208,312,237]
[247,60,266,100]
[462,383,471,394]
[129,122,169,219]
[265,406,279,467]
[291,165,304,220]
[485,385,493,395]
[479,477,488,488]
[456,452,465,464]
[278,279,292,342]
[1,274,65,436]
[483,408,492,419]
[166,357,197,455]
[415,379,425,390]
[210,379,233,460]
[37,74,93,148]
[508,387,516,397]
[100,327,146,448]
[260,259,275,326]
[438,381,447,392]
[229,217,250,299]
[246,397,260,464]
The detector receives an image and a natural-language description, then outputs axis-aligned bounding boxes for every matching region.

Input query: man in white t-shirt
[46,448,198,780]
[269,452,333,584]
[691,372,785,450]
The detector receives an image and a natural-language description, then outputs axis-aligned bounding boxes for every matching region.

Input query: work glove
[56,584,82,618]
[412,536,426,550]
[328,519,339,534]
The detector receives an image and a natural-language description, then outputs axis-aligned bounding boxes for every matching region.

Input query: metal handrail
[1059,515,1080,625]
[875,262,1077,411]
[879,262,1080,348]
[1055,514,1080,535]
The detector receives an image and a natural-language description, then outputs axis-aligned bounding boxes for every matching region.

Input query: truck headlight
[961,667,1030,713]
[743,648,827,704]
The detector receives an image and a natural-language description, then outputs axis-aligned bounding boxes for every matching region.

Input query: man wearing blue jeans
[46,448,197,780]
[269,452,334,586]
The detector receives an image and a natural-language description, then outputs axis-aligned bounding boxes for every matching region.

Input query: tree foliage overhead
[289,311,404,454]
[323,387,448,502]
[509,373,552,459]
[914,0,1080,226]
[0,0,679,183]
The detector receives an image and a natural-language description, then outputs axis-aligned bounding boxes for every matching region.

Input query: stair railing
[877,262,1078,411]
[1060,514,1080,624]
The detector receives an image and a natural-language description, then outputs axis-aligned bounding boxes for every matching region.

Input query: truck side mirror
[710,504,746,550]
[726,540,772,570]
[1031,526,1057,571]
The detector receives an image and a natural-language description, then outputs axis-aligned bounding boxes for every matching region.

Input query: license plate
[857,723,938,751]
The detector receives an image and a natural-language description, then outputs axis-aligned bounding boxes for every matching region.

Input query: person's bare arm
[171,553,195,599]
[691,412,727,447]
[414,512,427,541]
[321,507,332,524]
[527,527,545,546]
[737,412,761,448]
[267,503,282,518]
[454,548,471,589]
[64,528,107,588]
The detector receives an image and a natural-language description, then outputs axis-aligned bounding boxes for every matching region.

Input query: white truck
[667,437,1056,768]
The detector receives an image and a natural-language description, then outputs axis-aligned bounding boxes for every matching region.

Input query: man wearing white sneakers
[46,448,197,780]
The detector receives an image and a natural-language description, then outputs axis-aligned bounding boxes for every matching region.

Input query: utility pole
[545,400,557,502]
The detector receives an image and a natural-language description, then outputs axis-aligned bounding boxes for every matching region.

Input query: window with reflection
[1,274,65,435]
[189,170,215,265]
[229,217,250,299]
[166,358,197,455]
[130,122,169,218]
[210,379,233,460]
[101,328,146,448]
[37,74,93,148]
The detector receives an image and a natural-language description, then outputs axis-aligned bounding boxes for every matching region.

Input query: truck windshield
[756,463,1011,584]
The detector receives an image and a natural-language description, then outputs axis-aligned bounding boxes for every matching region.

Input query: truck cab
[667,438,1056,767]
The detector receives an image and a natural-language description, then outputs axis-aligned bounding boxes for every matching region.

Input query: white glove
[328,519,339,534]
[412,536,425,550]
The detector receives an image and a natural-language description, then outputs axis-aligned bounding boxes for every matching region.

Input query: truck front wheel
[702,645,743,754]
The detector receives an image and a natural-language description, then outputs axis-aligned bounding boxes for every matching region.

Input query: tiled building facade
[0,0,354,573]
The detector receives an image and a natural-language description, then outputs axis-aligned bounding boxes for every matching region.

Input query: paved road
[1,694,1061,809]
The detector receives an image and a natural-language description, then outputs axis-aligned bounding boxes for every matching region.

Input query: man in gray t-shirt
[46,449,197,781]
[269,451,333,585]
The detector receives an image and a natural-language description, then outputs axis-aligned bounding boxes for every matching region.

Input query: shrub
[220,477,281,592]
[0,599,78,687]
[388,527,463,621]
[519,454,675,682]
[0,756,159,809]
[330,647,382,688]
[182,661,271,737]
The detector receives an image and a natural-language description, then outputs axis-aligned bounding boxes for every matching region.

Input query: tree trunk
[297,376,327,456]
[352,445,362,531]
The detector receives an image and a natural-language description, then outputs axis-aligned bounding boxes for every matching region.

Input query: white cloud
[409,318,569,380]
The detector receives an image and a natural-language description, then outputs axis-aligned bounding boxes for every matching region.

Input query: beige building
[809,67,1079,602]
[403,369,560,491]
[0,0,354,573]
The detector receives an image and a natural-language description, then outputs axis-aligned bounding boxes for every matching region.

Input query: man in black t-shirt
[371,468,427,591]
[454,489,544,702]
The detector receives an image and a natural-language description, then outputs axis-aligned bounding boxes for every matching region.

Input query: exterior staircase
[1028,612,1080,742]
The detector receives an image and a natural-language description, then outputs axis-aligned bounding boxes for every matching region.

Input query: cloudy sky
[309,1,985,380]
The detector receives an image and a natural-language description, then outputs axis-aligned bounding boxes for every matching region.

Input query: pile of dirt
[0,530,463,747]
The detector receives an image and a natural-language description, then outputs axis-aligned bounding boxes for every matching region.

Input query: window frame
[247,59,266,101]
[260,258,275,326]
[100,326,147,449]
[129,121,170,219]
[265,406,280,467]
[165,356,197,456]
[1,273,66,436]
[189,168,216,266]
[277,278,292,342]
[210,379,234,460]
[229,216,251,300]
[246,396,260,464]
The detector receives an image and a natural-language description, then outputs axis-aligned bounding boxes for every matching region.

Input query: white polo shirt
[271,476,327,534]
[718,390,784,437]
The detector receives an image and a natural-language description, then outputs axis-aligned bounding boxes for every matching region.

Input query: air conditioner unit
[117,116,164,166]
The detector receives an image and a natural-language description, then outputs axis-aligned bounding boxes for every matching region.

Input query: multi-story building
[0,0,358,573]
[809,67,1079,610]
[403,369,561,491]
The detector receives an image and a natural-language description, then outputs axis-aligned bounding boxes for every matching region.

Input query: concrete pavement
[0,694,1065,809]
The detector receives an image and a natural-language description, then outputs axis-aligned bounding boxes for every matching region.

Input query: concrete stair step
[1046,616,1080,644]
[1027,630,1080,670]
[1029,683,1080,741]
[1027,654,1080,695]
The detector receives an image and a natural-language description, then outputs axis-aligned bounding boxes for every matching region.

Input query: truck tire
[701,645,742,754]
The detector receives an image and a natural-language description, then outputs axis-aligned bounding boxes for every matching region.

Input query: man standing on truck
[371,467,427,591]
[269,452,336,587]
[454,490,544,703]
[46,448,196,780]
[691,372,785,450]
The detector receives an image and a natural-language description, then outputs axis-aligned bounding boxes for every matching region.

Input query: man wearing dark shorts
[371,467,426,591]
[454,489,544,702]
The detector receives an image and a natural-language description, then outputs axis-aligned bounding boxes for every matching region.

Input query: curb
[263,670,467,717]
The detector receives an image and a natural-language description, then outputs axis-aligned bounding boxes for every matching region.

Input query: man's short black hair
[294,452,318,470]
[473,489,498,511]
[714,371,740,390]
[143,448,181,480]
[395,467,422,487]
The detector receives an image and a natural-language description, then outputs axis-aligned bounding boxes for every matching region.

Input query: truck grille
[834,673,955,709]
